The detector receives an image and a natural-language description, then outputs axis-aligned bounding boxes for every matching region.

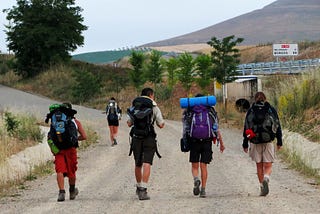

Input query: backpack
[48,106,78,150]
[106,100,119,121]
[127,96,154,138]
[184,105,218,140]
[246,102,279,144]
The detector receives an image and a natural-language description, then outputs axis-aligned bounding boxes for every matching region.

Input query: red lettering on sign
[281,44,290,48]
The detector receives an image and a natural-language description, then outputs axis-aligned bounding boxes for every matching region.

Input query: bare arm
[75,119,87,141]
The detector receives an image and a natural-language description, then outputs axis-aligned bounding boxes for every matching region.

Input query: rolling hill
[73,0,320,64]
[144,0,320,47]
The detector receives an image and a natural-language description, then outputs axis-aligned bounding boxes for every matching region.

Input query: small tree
[208,35,243,117]
[194,54,212,94]
[144,50,163,88]
[164,57,178,91]
[4,0,87,77]
[128,50,146,93]
[177,52,195,96]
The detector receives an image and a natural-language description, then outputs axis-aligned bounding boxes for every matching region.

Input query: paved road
[1,84,320,214]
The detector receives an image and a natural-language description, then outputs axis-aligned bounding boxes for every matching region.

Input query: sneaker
[138,188,150,200]
[199,187,206,198]
[69,188,79,200]
[57,190,65,202]
[113,139,117,145]
[193,178,201,196]
[260,177,269,196]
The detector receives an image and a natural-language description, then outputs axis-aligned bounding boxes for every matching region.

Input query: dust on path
[1,84,320,214]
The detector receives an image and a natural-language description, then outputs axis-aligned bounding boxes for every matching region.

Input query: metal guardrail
[237,58,320,75]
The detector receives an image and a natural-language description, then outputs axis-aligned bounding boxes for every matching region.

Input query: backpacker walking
[242,91,283,196]
[106,97,122,146]
[45,102,87,202]
[183,94,225,198]
[127,87,165,200]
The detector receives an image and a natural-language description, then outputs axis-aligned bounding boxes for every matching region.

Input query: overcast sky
[0,0,276,55]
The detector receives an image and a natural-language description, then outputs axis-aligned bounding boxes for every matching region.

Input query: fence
[237,58,320,75]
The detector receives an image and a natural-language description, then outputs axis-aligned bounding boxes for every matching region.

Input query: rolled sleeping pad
[180,95,216,108]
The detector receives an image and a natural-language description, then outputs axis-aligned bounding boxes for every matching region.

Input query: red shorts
[55,147,78,178]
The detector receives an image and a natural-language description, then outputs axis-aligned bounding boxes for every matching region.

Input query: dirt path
[1,84,320,214]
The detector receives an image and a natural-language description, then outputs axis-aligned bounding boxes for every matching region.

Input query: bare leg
[263,162,272,176]
[191,162,199,178]
[256,162,264,183]
[57,172,64,190]
[142,163,151,183]
[200,163,208,188]
[135,166,142,183]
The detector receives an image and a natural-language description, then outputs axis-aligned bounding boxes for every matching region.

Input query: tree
[4,0,87,77]
[144,50,163,88]
[207,35,243,117]
[72,69,101,103]
[194,54,213,94]
[207,35,243,85]
[164,57,178,91]
[177,52,196,95]
[128,50,146,92]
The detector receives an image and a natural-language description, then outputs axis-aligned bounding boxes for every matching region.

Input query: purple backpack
[190,105,214,139]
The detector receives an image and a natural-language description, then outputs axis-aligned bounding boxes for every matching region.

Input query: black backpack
[127,96,154,138]
[106,100,119,121]
[47,105,78,150]
[246,102,279,144]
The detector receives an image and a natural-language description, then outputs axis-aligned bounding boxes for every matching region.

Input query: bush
[72,69,101,103]
[4,112,20,136]
[4,111,43,141]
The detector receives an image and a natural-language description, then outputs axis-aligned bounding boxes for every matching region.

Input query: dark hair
[195,93,204,97]
[62,102,72,109]
[254,92,267,102]
[141,87,154,97]
[110,97,116,101]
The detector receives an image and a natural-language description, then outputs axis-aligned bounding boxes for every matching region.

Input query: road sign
[273,43,299,56]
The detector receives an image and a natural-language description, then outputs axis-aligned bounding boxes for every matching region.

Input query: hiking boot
[113,139,117,145]
[260,177,269,196]
[136,186,142,195]
[138,188,150,200]
[193,178,201,196]
[69,188,79,200]
[199,187,206,198]
[57,190,65,202]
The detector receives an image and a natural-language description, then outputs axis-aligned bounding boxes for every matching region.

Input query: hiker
[242,91,282,196]
[106,97,122,146]
[184,94,225,198]
[127,87,165,200]
[46,102,87,202]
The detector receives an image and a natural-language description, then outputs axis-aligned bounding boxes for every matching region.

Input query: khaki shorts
[249,142,275,163]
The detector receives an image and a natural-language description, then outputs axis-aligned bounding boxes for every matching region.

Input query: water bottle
[212,123,218,132]
[212,123,219,146]
[47,139,60,155]
[57,132,62,142]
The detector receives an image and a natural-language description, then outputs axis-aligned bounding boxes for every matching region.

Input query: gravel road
[1,84,320,214]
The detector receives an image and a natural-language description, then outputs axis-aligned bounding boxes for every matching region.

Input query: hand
[243,148,248,153]
[220,143,225,153]
[277,145,282,151]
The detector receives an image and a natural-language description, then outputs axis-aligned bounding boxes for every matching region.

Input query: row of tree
[128,36,244,98]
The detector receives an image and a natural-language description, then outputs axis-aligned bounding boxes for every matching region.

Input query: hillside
[73,0,320,64]
[144,0,320,47]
